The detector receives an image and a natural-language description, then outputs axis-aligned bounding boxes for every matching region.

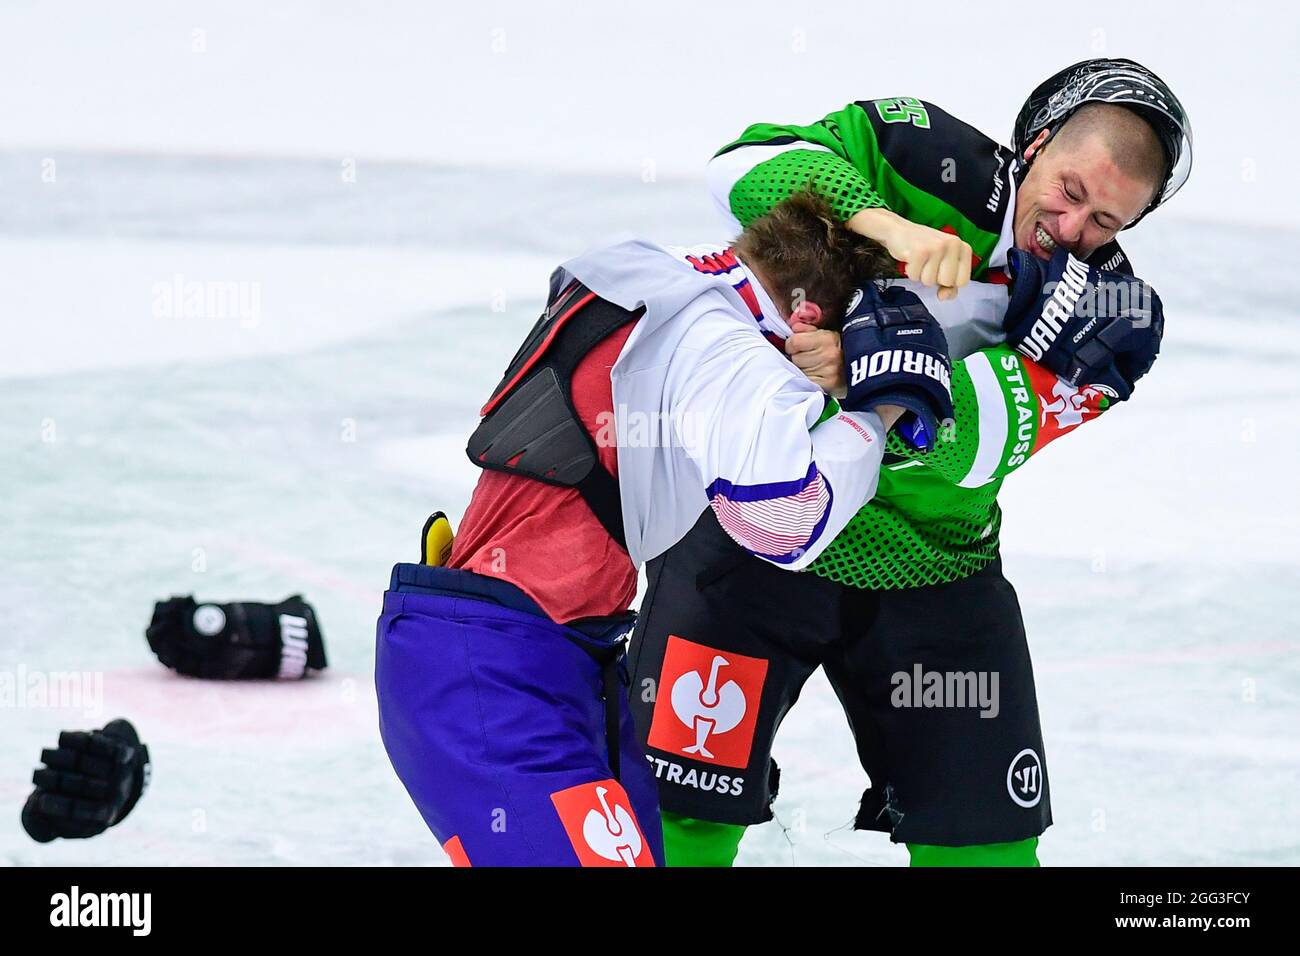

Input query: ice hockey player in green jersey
[625,58,1191,866]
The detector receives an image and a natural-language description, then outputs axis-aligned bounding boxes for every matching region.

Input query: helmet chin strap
[1123,197,1160,231]
[1010,151,1030,187]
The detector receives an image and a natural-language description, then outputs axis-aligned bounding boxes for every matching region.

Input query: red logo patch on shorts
[550,779,656,867]
[442,834,471,867]
[646,636,767,769]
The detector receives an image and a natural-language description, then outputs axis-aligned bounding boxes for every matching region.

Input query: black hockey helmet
[1013,57,1193,228]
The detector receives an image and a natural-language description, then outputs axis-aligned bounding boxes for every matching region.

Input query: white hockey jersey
[549,236,1007,570]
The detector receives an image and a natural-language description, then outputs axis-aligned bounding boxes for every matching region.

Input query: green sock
[908,837,1040,867]
[660,811,747,867]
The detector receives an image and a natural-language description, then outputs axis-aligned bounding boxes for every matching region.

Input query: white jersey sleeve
[665,307,886,570]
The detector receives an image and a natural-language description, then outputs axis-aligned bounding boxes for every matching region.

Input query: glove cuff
[101,719,149,826]
[858,389,943,452]
[276,596,328,677]
[1004,248,1045,332]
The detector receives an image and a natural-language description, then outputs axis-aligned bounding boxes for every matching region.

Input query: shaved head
[1013,102,1169,259]
[1053,103,1167,206]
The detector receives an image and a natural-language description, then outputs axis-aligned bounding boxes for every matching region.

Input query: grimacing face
[1012,129,1159,261]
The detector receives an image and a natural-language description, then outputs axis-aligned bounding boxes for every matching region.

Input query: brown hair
[733,189,894,331]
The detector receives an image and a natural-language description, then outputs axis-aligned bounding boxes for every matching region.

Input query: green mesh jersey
[711,98,1121,589]
[812,347,1111,589]
[811,348,1107,590]
[715,98,1019,279]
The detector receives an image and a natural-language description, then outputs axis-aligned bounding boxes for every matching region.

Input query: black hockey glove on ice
[1004,246,1164,401]
[840,283,953,452]
[146,595,327,679]
[22,718,150,842]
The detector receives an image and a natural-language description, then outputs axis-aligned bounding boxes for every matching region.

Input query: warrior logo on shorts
[550,779,656,867]
[1006,748,1044,808]
[647,636,767,769]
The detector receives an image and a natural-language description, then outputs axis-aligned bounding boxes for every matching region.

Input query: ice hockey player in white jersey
[374,191,956,866]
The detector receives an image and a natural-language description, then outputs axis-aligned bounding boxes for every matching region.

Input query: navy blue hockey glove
[146,595,327,679]
[1004,247,1163,401]
[841,283,953,452]
[22,719,150,842]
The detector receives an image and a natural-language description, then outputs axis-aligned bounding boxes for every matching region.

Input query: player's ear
[790,301,825,328]
[1023,127,1051,163]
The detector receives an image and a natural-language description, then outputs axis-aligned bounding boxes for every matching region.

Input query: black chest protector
[466,281,643,551]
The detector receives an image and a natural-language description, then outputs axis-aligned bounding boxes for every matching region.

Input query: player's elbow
[706,465,833,570]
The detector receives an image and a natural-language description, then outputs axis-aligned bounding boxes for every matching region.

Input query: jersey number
[875,97,931,129]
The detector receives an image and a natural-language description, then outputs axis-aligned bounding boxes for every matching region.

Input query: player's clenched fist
[848,208,973,301]
[785,320,847,398]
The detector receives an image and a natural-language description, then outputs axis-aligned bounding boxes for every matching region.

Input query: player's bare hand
[786,322,847,398]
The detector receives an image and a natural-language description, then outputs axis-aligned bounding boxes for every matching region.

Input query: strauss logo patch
[647,636,767,769]
[550,779,655,867]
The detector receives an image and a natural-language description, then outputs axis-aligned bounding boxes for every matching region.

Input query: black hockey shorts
[626,511,1052,846]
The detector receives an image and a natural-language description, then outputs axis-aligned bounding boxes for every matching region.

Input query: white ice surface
[1,0,1296,229]
[0,238,555,381]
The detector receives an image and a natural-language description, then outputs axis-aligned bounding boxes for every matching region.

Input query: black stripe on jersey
[855,99,1014,236]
